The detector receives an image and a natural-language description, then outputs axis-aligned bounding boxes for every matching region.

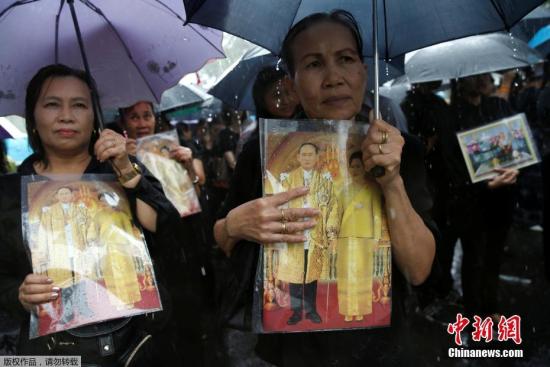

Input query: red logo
[447,314,522,345]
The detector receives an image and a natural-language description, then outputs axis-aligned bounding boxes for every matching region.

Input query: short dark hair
[25,64,99,166]
[252,66,289,118]
[281,10,363,77]
[348,151,363,166]
[119,101,156,125]
[299,142,319,154]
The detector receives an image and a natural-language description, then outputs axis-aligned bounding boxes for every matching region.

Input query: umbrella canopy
[0,117,26,139]
[209,47,403,111]
[393,33,544,85]
[529,24,550,56]
[183,0,543,59]
[0,0,224,118]
[512,5,550,42]
[160,84,206,112]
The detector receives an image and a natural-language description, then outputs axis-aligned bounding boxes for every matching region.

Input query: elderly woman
[214,10,435,366]
[119,101,205,187]
[0,64,179,364]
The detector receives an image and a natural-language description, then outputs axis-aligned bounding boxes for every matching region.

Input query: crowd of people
[0,8,548,367]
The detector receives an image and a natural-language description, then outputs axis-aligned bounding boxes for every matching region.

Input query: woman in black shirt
[213,11,436,367]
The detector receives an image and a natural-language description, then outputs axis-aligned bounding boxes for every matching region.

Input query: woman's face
[263,77,298,118]
[289,21,367,120]
[349,157,365,182]
[33,76,94,157]
[123,101,156,139]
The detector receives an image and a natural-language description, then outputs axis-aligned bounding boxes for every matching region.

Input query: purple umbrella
[0,0,224,126]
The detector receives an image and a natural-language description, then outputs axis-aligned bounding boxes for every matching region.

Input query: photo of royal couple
[260,119,392,333]
[22,175,162,338]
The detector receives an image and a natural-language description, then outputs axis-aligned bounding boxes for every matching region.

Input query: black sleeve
[217,137,262,219]
[400,133,435,223]
[123,158,180,239]
[0,174,32,321]
[214,137,263,328]
[218,130,239,155]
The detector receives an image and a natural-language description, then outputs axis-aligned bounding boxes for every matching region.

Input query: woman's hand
[224,187,320,245]
[94,129,133,172]
[361,119,405,189]
[170,146,193,164]
[488,168,519,189]
[126,138,137,156]
[19,274,59,312]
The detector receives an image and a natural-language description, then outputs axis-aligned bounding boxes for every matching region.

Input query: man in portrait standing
[278,142,339,325]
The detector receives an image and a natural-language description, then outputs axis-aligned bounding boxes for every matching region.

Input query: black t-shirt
[439,96,517,227]
[217,130,435,366]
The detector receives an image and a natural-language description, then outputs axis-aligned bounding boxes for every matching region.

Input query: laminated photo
[21,174,162,338]
[456,113,540,183]
[257,119,392,333]
[136,130,201,217]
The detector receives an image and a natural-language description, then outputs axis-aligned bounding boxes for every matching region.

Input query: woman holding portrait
[0,64,179,365]
[214,10,436,366]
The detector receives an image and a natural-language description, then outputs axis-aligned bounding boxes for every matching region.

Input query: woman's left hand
[94,129,133,172]
[170,146,193,163]
[488,168,519,189]
[361,119,405,188]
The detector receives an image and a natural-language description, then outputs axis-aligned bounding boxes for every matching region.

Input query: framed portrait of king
[256,119,392,333]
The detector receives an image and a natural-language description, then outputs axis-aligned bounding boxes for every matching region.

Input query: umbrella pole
[372,0,380,120]
[67,0,105,130]
[370,0,385,177]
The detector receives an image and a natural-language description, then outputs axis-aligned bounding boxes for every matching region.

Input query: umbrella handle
[370,0,385,178]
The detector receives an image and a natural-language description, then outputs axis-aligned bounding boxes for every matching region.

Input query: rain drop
[276,58,282,71]
[183,37,188,42]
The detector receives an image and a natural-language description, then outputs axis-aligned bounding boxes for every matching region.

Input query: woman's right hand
[126,138,137,156]
[19,274,60,312]
[225,187,320,244]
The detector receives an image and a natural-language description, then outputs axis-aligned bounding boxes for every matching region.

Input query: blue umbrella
[529,24,550,56]
[0,0,224,126]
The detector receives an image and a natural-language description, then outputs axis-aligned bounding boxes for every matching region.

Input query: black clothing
[216,130,435,366]
[0,155,179,365]
[439,96,517,317]
[217,128,239,156]
[402,90,455,298]
[537,86,550,280]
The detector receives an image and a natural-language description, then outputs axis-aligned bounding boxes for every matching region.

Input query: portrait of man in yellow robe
[276,142,339,325]
[36,186,94,325]
[336,151,386,322]
[137,133,200,217]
